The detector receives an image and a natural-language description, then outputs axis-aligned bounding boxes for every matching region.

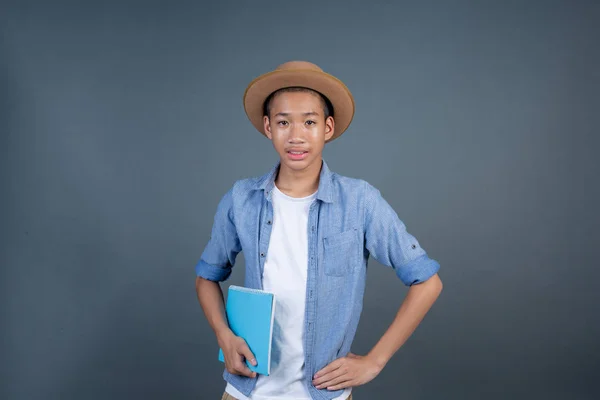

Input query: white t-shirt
[225,184,351,400]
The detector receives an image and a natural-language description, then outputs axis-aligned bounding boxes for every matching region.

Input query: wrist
[215,325,233,344]
[366,351,388,371]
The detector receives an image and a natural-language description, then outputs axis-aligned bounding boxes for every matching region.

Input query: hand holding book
[217,328,258,378]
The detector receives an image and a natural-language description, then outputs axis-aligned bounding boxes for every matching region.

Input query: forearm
[367,273,443,368]
[195,277,232,341]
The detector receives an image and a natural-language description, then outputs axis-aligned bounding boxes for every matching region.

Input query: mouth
[286,150,309,161]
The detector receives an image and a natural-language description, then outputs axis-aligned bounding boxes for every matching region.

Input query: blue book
[218,285,276,376]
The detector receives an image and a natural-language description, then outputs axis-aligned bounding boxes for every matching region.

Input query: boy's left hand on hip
[312,352,382,390]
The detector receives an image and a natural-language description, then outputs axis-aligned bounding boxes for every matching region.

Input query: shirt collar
[258,159,334,203]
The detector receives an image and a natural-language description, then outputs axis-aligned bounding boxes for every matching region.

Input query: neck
[275,158,323,198]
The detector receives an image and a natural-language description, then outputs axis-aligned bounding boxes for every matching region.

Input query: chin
[284,160,309,170]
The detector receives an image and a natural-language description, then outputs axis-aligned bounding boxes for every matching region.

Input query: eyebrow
[274,111,321,118]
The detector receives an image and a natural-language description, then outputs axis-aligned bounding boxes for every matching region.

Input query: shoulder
[329,170,379,199]
[330,170,364,188]
[213,173,264,223]
[221,169,269,201]
[330,172,390,225]
[230,176,262,194]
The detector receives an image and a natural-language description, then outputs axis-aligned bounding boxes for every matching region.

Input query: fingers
[226,353,257,378]
[314,370,350,389]
[327,378,353,391]
[313,364,347,388]
[314,358,343,379]
[238,342,257,367]
[225,340,257,378]
[235,359,257,378]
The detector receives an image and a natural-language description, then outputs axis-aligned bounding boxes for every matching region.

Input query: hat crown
[275,61,323,72]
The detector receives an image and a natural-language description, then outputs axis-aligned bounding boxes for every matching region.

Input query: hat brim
[243,69,355,143]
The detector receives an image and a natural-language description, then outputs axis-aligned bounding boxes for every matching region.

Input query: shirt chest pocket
[322,228,359,277]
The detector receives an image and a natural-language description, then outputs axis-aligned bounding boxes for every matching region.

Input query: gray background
[1,0,599,399]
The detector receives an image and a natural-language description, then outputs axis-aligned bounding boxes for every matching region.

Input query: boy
[195,61,443,400]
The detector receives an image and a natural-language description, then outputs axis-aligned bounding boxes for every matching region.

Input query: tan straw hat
[243,61,355,142]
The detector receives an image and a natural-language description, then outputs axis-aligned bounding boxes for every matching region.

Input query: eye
[277,120,288,126]
[306,120,316,125]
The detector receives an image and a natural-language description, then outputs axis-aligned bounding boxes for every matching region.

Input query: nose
[288,122,306,143]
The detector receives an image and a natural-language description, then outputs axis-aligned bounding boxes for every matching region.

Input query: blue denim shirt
[195,160,440,400]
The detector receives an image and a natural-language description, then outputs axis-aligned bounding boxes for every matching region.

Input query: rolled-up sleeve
[195,186,242,282]
[363,182,440,286]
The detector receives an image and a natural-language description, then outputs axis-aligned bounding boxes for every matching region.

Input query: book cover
[218,285,276,376]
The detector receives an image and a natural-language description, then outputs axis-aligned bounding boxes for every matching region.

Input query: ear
[324,116,335,142]
[263,115,273,140]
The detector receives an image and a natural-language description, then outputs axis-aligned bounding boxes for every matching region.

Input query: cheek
[271,131,288,149]
[308,127,327,142]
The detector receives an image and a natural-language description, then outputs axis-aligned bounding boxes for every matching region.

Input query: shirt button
[267,220,272,225]
[260,252,265,257]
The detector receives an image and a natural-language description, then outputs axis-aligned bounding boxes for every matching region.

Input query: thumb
[239,342,257,366]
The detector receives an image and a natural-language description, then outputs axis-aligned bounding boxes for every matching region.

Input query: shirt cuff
[195,259,232,281]
[395,254,440,286]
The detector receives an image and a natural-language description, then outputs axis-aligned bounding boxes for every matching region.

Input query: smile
[287,151,309,160]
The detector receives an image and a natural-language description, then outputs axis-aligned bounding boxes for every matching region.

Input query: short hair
[262,87,334,120]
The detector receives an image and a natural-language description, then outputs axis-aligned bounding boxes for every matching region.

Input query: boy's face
[263,91,335,174]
